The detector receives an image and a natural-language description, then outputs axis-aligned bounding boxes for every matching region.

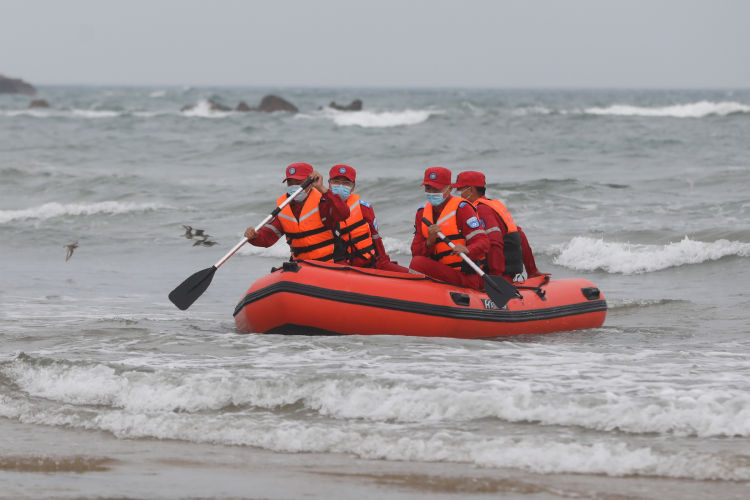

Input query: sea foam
[3,355,750,480]
[553,236,750,274]
[0,201,169,223]
[584,100,750,118]
[326,109,437,128]
[180,99,232,118]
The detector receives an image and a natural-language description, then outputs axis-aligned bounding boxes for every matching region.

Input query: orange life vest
[473,198,518,233]
[473,197,523,275]
[420,196,469,270]
[335,194,376,264]
[275,189,336,262]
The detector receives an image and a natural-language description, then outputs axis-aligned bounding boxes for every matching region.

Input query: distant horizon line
[21,82,750,91]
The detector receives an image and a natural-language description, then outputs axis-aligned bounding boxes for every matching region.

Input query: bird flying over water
[193,238,218,247]
[182,225,194,239]
[64,241,78,261]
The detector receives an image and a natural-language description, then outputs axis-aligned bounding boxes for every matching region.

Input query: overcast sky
[3,0,749,88]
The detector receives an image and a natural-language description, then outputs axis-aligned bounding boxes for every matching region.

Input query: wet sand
[2,419,748,500]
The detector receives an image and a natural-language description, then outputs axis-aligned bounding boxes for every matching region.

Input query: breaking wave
[0,201,170,223]
[326,108,438,128]
[2,353,749,479]
[584,101,750,118]
[180,99,233,118]
[553,236,750,274]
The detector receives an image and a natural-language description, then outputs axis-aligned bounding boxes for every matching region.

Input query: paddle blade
[483,274,522,309]
[168,266,217,310]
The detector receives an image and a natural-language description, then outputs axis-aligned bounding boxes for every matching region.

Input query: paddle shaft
[213,179,313,269]
[422,217,485,276]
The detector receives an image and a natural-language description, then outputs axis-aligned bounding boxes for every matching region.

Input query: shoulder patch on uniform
[459,201,468,208]
[480,218,486,228]
[373,218,378,232]
[467,216,480,229]
[359,200,371,208]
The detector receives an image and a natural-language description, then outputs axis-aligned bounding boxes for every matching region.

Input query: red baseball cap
[421,167,452,189]
[329,164,356,182]
[283,162,313,182]
[452,171,486,188]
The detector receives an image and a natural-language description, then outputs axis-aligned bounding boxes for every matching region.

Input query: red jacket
[250,190,350,247]
[411,200,489,265]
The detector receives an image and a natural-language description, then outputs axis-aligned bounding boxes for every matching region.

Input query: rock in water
[208,99,231,111]
[236,101,251,112]
[180,98,231,112]
[256,95,298,113]
[329,99,362,111]
[0,74,36,95]
[29,99,50,108]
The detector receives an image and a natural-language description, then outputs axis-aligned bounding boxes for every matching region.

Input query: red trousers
[518,226,541,277]
[409,256,483,290]
[336,257,411,273]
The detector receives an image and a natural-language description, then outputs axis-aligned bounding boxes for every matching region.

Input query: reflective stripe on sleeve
[263,224,282,238]
[465,228,486,240]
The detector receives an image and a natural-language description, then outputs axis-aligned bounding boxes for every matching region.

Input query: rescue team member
[410,167,489,290]
[328,165,410,273]
[452,171,542,278]
[244,162,349,261]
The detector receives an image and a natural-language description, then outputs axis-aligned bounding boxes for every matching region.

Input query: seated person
[328,164,409,273]
[410,167,489,290]
[453,170,542,278]
[244,162,349,261]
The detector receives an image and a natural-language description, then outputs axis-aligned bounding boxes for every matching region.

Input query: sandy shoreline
[2,418,748,500]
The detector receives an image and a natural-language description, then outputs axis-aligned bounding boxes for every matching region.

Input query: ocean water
[1,86,749,499]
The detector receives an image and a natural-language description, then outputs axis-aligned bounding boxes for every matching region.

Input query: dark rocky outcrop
[29,99,50,108]
[0,74,36,95]
[255,95,298,113]
[329,99,362,111]
[181,95,298,113]
[208,99,231,111]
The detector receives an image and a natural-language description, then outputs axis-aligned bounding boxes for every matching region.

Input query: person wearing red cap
[410,167,489,289]
[327,164,409,272]
[243,162,350,262]
[452,171,542,279]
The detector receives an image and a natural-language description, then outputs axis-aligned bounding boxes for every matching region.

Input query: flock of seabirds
[64,162,541,291]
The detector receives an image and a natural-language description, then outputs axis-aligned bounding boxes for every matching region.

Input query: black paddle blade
[483,274,522,309]
[168,266,217,310]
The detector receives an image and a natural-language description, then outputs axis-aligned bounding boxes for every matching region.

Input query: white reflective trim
[278,213,297,223]
[298,207,320,223]
[465,228,486,240]
[263,223,282,238]
[436,210,456,226]
[485,226,502,234]
[371,234,381,240]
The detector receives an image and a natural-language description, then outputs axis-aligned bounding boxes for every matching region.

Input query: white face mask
[287,185,308,202]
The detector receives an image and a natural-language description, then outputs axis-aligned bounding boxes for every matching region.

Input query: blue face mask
[287,185,308,202]
[330,184,352,200]
[425,192,446,206]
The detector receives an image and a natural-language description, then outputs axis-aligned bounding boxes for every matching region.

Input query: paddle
[422,217,522,308]
[169,177,314,310]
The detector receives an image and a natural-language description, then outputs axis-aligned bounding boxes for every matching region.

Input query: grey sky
[3,0,749,88]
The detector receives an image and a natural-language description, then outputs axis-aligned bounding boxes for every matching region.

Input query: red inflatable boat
[233,260,606,338]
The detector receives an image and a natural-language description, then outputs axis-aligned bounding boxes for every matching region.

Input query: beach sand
[2,418,747,500]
